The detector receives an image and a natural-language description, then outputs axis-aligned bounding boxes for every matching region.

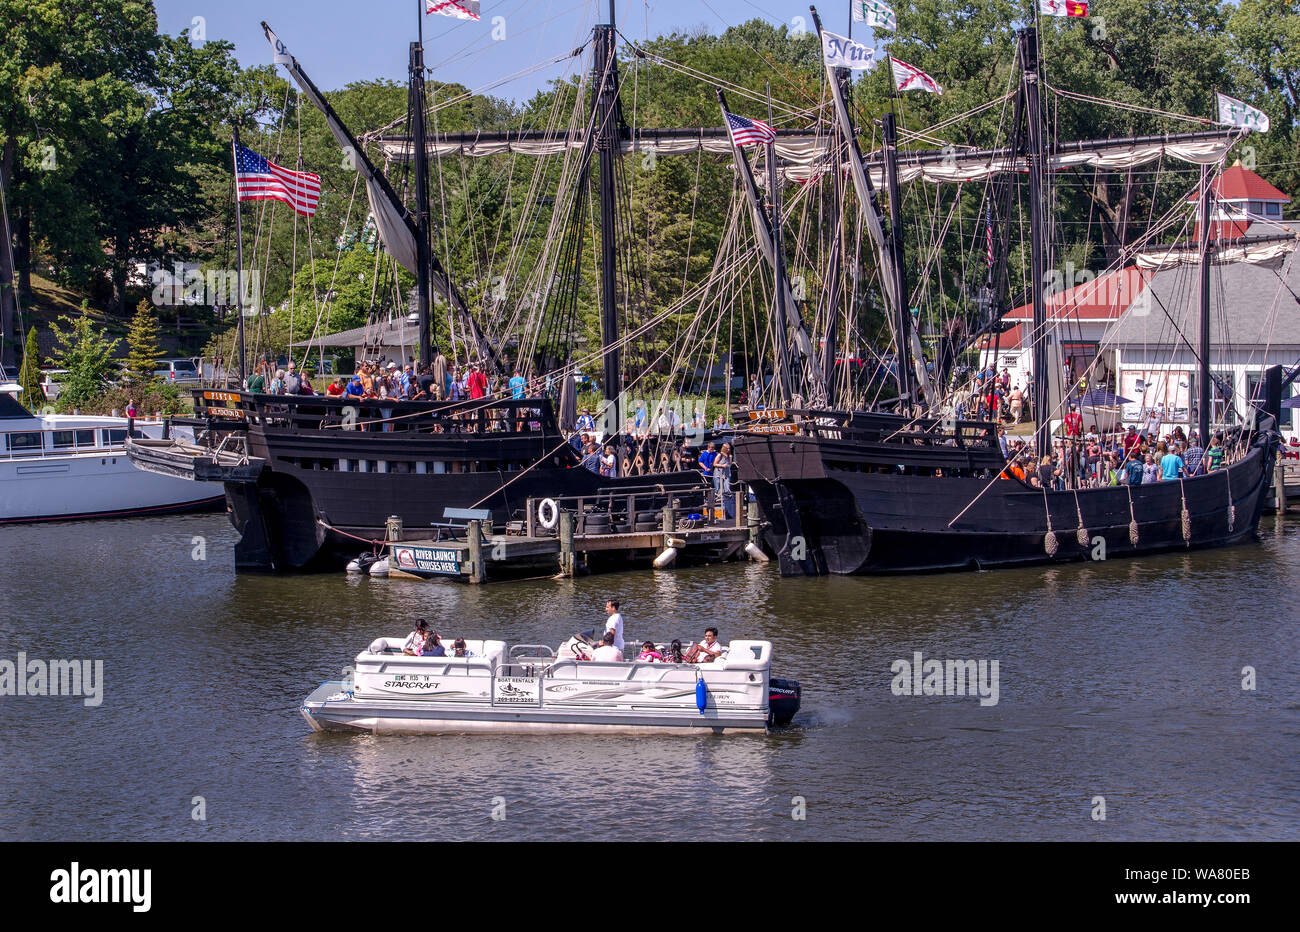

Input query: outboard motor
[346,551,381,574]
[767,677,802,727]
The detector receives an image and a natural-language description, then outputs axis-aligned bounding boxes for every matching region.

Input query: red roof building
[1189,162,1289,241]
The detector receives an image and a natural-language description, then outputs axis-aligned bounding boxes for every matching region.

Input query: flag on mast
[821,30,876,70]
[234,144,322,216]
[723,111,777,148]
[265,24,293,65]
[1039,0,1088,17]
[1216,92,1270,133]
[890,57,943,95]
[851,0,897,32]
[427,0,481,20]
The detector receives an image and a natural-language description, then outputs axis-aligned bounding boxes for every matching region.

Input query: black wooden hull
[201,392,707,572]
[736,428,1276,575]
[226,450,703,572]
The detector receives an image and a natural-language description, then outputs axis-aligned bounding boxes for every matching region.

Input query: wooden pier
[380,489,764,584]
[1268,451,1300,514]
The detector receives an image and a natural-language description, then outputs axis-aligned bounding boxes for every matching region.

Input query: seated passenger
[663,639,685,664]
[591,631,623,662]
[684,627,724,664]
[453,637,468,658]
[402,619,430,655]
[420,632,446,657]
[636,640,664,663]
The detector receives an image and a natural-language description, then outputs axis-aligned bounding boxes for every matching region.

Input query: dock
[379,489,764,584]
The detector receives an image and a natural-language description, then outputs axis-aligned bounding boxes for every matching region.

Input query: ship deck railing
[189,389,563,438]
[521,483,745,538]
[740,406,1000,451]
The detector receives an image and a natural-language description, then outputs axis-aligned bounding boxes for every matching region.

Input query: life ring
[538,497,559,530]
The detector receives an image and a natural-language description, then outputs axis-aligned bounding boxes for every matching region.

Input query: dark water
[1,512,1296,841]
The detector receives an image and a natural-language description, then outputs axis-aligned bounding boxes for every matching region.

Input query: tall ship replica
[131,2,1294,576]
[731,8,1292,575]
[133,5,735,572]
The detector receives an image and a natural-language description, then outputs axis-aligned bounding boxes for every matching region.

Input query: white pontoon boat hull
[300,637,793,734]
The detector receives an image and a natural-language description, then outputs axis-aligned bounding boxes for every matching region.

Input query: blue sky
[154,0,864,101]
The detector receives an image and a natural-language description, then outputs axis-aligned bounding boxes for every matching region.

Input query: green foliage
[122,299,163,385]
[92,379,187,417]
[47,312,121,411]
[18,326,43,408]
[7,2,1300,392]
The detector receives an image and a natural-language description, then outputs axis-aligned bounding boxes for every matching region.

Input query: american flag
[724,111,777,148]
[233,143,321,216]
[427,0,481,20]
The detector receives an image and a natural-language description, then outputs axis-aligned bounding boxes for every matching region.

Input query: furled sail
[263,23,502,370]
[264,24,419,274]
[1135,237,1298,270]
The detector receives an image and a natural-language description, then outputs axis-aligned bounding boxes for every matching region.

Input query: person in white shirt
[402,619,430,655]
[604,599,624,651]
[591,631,623,662]
[684,627,724,664]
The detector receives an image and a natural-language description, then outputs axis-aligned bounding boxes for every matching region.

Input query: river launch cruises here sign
[391,545,461,576]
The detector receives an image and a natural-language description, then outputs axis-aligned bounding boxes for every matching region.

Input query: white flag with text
[1216,92,1270,133]
[821,30,875,70]
[852,0,897,32]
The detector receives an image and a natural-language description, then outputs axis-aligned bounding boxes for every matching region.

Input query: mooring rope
[1126,484,1140,545]
[1043,489,1059,557]
[1179,477,1192,544]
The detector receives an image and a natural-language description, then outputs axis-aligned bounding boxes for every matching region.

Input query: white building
[979,163,1297,439]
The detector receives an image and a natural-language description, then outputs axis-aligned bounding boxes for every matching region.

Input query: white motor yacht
[301,634,802,734]
[0,385,224,522]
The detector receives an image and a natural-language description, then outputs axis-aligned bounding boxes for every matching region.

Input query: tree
[47,313,120,411]
[18,326,43,408]
[122,298,163,384]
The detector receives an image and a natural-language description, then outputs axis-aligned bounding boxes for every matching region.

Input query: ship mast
[1020,27,1052,460]
[593,0,622,404]
[881,109,914,406]
[0,164,17,374]
[1197,166,1213,447]
[411,27,433,367]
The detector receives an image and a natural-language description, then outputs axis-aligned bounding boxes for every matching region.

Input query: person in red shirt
[1121,425,1141,459]
[467,364,488,400]
[1063,404,1083,438]
[325,377,345,397]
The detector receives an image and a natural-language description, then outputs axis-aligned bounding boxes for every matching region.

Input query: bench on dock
[429,507,492,541]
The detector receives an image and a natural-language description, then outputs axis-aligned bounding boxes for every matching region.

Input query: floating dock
[374,492,763,584]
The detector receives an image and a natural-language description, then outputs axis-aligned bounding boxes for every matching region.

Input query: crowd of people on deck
[996,416,1230,490]
[244,347,529,404]
[398,602,728,665]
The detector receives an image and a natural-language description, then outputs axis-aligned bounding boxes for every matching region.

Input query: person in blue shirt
[576,409,596,432]
[345,376,364,397]
[1159,443,1185,481]
[509,369,527,399]
[1123,454,1145,486]
[697,441,717,478]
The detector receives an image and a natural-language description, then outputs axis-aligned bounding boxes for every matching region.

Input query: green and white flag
[1216,92,1270,133]
[852,0,897,32]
